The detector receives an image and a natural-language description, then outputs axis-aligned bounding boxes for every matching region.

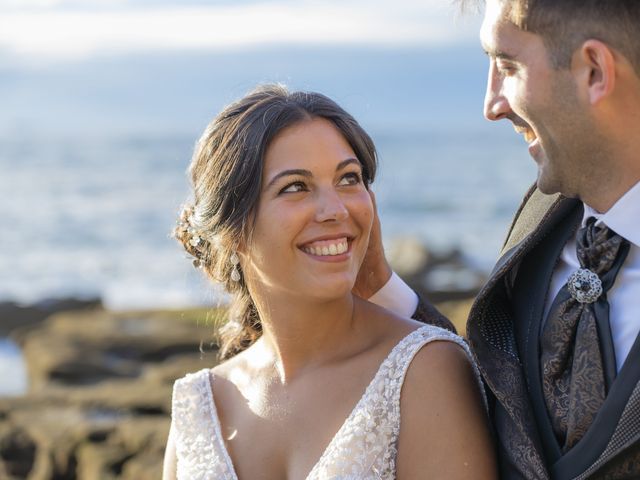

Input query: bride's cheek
[357,198,374,226]
[352,190,373,212]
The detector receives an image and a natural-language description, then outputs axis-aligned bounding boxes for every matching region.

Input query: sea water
[0,339,27,396]
[0,128,533,310]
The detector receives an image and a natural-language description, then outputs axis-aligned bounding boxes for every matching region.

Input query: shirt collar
[582,180,640,248]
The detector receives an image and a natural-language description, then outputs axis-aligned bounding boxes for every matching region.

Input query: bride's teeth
[303,238,348,256]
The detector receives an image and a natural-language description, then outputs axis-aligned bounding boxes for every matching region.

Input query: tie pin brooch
[567,268,603,304]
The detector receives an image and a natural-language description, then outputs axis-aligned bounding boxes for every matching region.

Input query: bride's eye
[280,181,307,194]
[338,172,362,186]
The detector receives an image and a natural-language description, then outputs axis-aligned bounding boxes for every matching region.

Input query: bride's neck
[250,293,358,384]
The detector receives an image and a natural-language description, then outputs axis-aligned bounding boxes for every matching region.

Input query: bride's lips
[298,235,353,262]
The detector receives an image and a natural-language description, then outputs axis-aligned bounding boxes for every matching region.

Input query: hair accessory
[187,226,203,247]
[175,208,208,268]
[230,251,241,282]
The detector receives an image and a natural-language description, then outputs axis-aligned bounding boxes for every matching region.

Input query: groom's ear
[572,39,616,106]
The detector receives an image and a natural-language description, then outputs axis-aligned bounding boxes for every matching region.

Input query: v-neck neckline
[204,326,428,480]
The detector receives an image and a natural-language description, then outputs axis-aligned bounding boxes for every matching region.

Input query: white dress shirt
[368,271,419,318]
[544,181,640,372]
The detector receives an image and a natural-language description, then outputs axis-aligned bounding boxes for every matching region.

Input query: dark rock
[0,390,173,480]
[386,237,431,278]
[20,309,218,389]
[1,297,102,339]
[0,305,219,479]
[0,425,36,479]
[385,236,488,335]
[75,442,131,480]
[421,263,486,303]
[388,236,486,304]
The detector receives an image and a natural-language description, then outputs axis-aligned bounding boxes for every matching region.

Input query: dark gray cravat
[541,217,630,453]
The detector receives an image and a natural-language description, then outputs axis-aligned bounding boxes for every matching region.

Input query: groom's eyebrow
[484,49,516,60]
[482,45,517,61]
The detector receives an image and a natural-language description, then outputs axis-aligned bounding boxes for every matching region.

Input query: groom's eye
[497,60,517,76]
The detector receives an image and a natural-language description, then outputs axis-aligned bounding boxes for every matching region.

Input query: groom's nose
[484,63,511,121]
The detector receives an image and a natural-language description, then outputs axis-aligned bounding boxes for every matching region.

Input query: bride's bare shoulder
[395,337,497,479]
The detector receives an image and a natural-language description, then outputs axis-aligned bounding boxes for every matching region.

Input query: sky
[0,0,489,138]
[0,0,480,64]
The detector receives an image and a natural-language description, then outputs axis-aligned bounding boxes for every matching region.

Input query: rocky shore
[0,240,485,479]
[0,301,221,480]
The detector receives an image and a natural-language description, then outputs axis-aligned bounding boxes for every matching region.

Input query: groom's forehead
[483,0,516,23]
[480,0,520,49]
[481,0,530,29]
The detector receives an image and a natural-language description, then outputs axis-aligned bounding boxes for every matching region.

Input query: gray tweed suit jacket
[466,185,640,479]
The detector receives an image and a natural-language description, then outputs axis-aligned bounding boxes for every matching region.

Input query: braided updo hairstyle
[175,84,378,360]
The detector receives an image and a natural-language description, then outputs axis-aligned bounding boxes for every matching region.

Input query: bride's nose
[314,189,348,222]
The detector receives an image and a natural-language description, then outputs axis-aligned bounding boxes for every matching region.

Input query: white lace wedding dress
[170,325,482,480]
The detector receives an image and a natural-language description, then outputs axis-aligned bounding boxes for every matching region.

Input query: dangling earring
[229,251,241,282]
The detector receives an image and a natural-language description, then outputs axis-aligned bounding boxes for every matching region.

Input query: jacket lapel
[513,204,583,466]
[468,190,579,479]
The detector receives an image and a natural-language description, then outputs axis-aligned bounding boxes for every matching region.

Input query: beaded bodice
[171,325,479,479]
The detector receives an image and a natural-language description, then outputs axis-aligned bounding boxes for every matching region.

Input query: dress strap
[384,326,485,416]
[172,369,237,479]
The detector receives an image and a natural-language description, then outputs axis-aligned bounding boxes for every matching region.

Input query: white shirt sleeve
[367,271,419,318]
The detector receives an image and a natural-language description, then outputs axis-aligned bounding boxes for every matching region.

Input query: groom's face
[480,0,586,198]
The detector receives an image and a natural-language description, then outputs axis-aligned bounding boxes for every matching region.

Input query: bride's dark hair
[175,84,378,360]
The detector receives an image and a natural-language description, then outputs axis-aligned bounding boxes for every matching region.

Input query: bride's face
[241,117,374,301]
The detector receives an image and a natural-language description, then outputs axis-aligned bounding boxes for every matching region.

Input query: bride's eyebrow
[266,158,360,189]
[266,169,312,189]
[336,158,360,170]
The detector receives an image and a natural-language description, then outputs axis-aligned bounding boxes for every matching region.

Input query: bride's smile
[300,235,350,259]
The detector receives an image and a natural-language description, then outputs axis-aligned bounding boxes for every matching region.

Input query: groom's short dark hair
[460,0,640,73]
